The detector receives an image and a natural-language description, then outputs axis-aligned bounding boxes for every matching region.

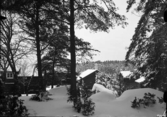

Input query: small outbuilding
[119,71,132,79]
[77,69,98,89]
[119,71,146,89]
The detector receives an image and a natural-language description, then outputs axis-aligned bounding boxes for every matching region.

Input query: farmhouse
[0,71,15,84]
[0,70,21,94]
[0,69,71,95]
[0,70,39,94]
[77,69,98,89]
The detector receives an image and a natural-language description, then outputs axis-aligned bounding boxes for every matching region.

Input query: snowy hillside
[20,85,165,117]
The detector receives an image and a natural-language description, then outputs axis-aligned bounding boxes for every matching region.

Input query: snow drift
[91,83,116,102]
[92,83,116,95]
[117,88,163,101]
[20,85,165,117]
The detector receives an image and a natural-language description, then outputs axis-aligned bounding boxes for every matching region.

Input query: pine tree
[67,82,95,116]
[126,0,167,91]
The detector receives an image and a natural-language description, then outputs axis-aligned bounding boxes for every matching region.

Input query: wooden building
[119,71,145,89]
[77,69,98,89]
[0,71,15,94]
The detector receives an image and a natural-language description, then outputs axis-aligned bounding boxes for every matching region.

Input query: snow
[116,88,163,101]
[92,83,114,93]
[46,85,57,91]
[77,69,97,80]
[91,84,116,102]
[20,85,165,117]
[120,71,132,78]
[135,76,145,83]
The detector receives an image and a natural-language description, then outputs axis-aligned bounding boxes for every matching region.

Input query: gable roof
[135,76,145,83]
[120,71,132,78]
[77,69,98,80]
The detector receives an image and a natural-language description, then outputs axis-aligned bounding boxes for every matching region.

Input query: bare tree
[0,10,31,94]
[18,60,30,76]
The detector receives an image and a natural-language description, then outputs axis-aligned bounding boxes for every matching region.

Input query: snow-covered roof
[120,71,132,78]
[135,76,145,83]
[77,69,98,80]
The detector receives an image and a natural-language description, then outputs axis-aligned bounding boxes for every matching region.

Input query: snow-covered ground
[20,85,165,117]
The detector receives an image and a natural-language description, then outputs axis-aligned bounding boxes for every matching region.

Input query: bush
[95,71,129,97]
[81,98,95,116]
[67,83,95,116]
[80,84,95,116]
[157,96,164,104]
[0,95,29,116]
[29,94,41,101]
[0,78,29,116]
[96,72,111,88]
[29,91,52,101]
[131,93,157,109]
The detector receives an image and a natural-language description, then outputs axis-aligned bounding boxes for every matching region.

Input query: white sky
[22,0,141,75]
[75,0,140,61]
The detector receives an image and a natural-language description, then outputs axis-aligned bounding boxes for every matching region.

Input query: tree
[126,0,167,91]
[2,0,64,91]
[0,10,30,95]
[68,0,127,105]
[0,56,9,81]
[2,0,97,93]
[18,60,30,76]
[2,0,127,103]
[41,46,69,88]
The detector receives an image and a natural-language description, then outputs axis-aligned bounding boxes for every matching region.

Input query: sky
[75,0,140,61]
[21,0,141,75]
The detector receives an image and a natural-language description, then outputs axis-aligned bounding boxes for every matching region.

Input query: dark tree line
[77,60,135,74]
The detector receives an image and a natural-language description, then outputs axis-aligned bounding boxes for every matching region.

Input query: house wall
[4,71,15,83]
[83,72,96,89]
[118,73,140,90]
[123,78,140,89]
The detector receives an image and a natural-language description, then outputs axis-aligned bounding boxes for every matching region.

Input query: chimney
[94,63,98,70]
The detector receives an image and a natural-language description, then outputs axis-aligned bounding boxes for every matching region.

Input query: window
[5,82,14,84]
[6,72,13,79]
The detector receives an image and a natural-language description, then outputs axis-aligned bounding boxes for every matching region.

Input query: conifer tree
[126,0,167,91]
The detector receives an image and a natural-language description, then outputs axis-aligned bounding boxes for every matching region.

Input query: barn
[77,69,98,89]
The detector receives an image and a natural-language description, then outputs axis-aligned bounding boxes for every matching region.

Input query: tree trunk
[51,58,55,89]
[35,1,45,91]
[70,0,77,102]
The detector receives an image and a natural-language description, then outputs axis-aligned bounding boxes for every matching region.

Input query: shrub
[96,71,130,97]
[29,91,52,101]
[81,98,95,116]
[29,94,41,101]
[131,93,157,109]
[0,78,29,116]
[96,72,111,88]
[0,95,29,116]
[157,96,164,104]
[67,82,95,116]
[80,84,95,116]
